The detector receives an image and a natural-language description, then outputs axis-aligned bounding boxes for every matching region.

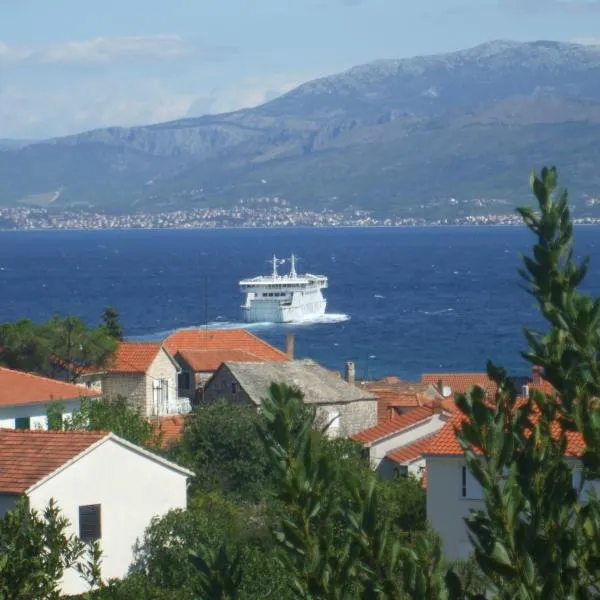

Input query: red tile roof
[153,415,186,448]
[176,348,265,372]
[0,367,100,406]
[351,406,435,445]
[421,372,498,396]
[0,429,107,493]
[164,329,288,366]
[361,380,436,422]
[428,408,586,457]
[105,342,163,373]
[386,433,437,466]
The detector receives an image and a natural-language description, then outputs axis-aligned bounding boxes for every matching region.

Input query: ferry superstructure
[240,255,328,323]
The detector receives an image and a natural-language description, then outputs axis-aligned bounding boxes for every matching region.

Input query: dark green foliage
[172,400,271,502]
[101,306,124,341]
[0,498,101,600]
[48,396,162,449]
[0,312,117,382]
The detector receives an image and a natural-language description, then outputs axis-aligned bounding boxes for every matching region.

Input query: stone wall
[103,373,147,414]
[202,368,254,407]
[315,400,377,439]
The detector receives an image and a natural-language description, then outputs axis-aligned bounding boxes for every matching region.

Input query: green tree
[48,396,162,449]
[0,498,101,600]
[172,400,270,502]
[0,312,117,382]
[0,318,50,372]
[101,306,124,341]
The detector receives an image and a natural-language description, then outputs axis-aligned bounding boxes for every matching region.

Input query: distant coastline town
[3,204,600,230]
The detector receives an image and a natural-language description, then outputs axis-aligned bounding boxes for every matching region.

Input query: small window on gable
[231,382,237,394]
[79,504,101,542]
[461,466,484,500]
[15,417,30,430]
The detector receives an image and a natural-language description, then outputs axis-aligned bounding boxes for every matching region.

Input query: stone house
[163,328,291,403]
[0,428,193,596]
[0,367,100,430]
[203,359,377,438]
[78,342,188,416]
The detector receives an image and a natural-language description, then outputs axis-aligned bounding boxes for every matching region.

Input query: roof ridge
[0,427,108,436]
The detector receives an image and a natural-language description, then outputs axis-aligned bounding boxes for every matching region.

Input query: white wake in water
[131,313,351,340]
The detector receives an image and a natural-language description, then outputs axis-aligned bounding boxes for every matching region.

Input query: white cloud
[0,79,197,138]
[0,35,235,66]
[187,72,328,117]
[0,69,331,139]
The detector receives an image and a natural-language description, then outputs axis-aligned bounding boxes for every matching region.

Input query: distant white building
[0,428,193,595]
[0,367,100,429]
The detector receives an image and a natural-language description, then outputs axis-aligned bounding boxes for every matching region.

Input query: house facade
[203,359,377,438]
[163,328,291,404]
[0,367,100,430]
[426,410,599,560]
[79,342,187,416]
[0,429,193,595]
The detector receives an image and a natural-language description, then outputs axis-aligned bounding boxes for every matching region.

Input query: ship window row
[263,292,288,297]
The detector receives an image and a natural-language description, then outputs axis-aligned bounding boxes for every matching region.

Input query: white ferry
[240,255,328,323]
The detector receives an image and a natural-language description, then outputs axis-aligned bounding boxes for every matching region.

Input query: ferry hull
[243,298,327,323]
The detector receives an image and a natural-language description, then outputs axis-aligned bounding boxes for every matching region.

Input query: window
[15,417,30,430]
[461,466,484,500]
[152,379,169,415]
[231,382,238,395]
[178,372,191,391]
[79,504,101,542]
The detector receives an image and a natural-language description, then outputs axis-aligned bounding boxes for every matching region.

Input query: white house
[0,428,194,595]
[426,412,600,561]
[0,367,100,429]
[76,342,190,416]
[351,404,451,478]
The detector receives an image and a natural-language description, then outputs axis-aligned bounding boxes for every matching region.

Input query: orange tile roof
[164,329,288,365]
[428,407,586,457]
[105,342,163,373]
[0,367,100,406]
[421,372,498,396]
[153,415,186,448]
[0,429,107,493]
[386,433,437,465]
[351,406,435,445]
[176,348,265,372]
[361,380,435,422]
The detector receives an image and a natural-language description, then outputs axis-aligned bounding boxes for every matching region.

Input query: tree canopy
[0,310,118,382]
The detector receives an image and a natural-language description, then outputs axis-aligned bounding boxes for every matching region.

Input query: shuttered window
[15,417,30,430]
[79,504,101,542]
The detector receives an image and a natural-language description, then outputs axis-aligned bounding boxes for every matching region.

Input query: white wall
[146,350,180,416]
[0,399,80,430]
[426,457,483,561]
[369,413,448,467]
[427,456,599,561]
[27,438,189,596]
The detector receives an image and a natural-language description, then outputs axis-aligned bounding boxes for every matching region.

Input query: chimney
[285,334,295,360]
[437,379,444,395]
[345,361,356,385]
[531,366,543,386]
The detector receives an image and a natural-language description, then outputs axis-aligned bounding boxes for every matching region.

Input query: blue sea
[1,227,599,380]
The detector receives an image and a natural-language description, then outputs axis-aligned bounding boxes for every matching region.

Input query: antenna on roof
[204,275,208,331]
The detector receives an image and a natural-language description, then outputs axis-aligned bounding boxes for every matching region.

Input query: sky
[1,0,600,139]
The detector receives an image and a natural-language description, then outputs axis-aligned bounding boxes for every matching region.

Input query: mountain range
[2,39,600,218]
